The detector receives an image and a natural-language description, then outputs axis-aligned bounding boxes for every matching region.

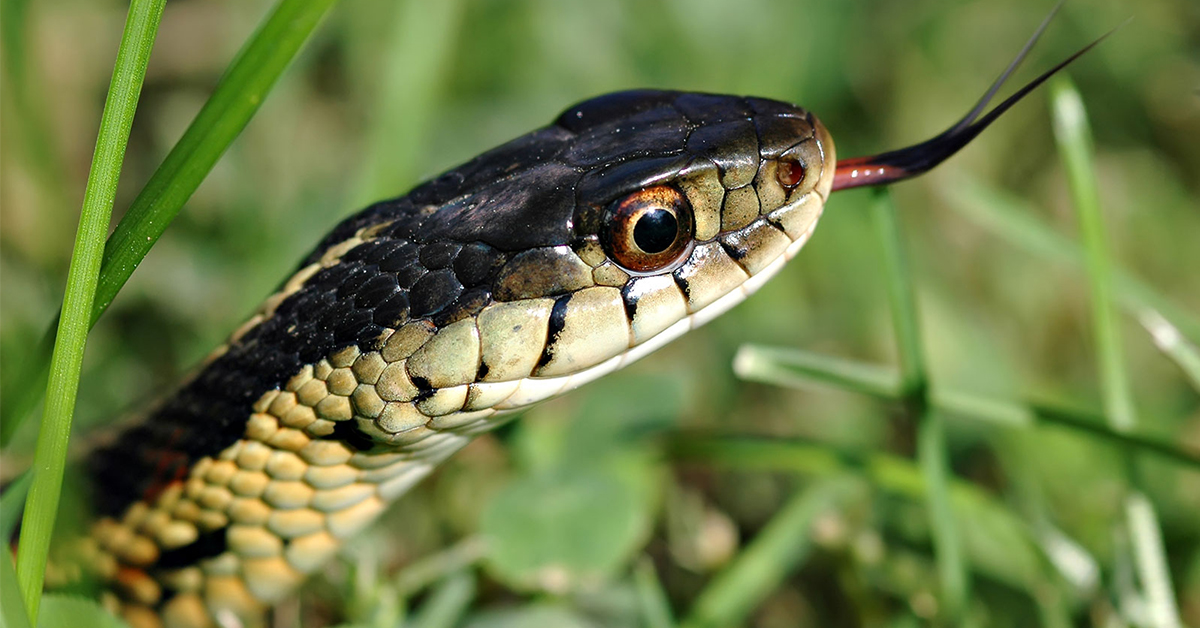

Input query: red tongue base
[831,160,909,192]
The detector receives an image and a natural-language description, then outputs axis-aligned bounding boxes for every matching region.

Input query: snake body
[75,90,835,627]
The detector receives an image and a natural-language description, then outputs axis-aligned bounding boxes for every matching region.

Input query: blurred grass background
[2,0,1199,626]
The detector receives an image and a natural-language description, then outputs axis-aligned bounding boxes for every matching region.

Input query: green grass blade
[679,477,858,628]
[1051,79,1136,433]
[733,345,1200,470]
[871,190,926,395]
[0,472,32,542]
[634,557,676,628]
[0,0,340,444]
[869,189,968,619]
[13,0,165,622]
[1,545,32,628]
[1051,77,1181,628]
[354,0,465,204]
[393,537,486,598]
[668,435,1064,603]
[734,344,901,397]
[1124,493,1179,628]
[403,571,476,628]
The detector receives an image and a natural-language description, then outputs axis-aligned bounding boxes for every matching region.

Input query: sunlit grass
[2,1,1196,626]
[1051,76,1181,628]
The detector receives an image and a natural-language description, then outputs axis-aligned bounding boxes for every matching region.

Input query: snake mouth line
[831,3,1117,192]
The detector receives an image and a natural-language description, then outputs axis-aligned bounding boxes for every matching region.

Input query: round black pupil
[632,208,678,254]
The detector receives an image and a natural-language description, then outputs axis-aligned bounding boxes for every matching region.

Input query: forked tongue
[831,4,1117,192]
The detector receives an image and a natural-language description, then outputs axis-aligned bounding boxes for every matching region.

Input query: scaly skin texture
[70,90,835,628]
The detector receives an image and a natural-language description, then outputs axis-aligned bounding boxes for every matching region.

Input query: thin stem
[13,0,165,621]
[869,189,968,620]
[393,537,487,598]
[403,571,476,628]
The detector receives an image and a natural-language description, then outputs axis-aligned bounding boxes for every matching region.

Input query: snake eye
[777,159,806,189]
[604,185,694,273]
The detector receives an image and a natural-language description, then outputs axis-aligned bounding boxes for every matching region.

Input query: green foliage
[2,0,1197,626]
[0,0,342,443]
[34,596,131,628]
[482,375,669,592]
[0,473,31,543]
[483,469,648,591]
[2,547,31,628]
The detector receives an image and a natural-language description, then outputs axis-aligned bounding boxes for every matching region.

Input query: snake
[45,15,1102,628]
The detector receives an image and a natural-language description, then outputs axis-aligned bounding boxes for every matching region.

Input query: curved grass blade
[0,472,32,543]
[0,0,341,445]
[635,557,676,628]
[1051,77,1181,628]
[13,0,165,621]
[939,177,1200,345]
[733,345,1200,470]
[679,477,859,628]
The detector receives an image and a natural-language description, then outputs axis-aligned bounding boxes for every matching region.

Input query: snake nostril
[777,159,806,189]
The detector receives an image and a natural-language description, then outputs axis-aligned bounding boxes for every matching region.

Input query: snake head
[418,90,838,410]
[282,89,841,447]
[177,11,1110,451]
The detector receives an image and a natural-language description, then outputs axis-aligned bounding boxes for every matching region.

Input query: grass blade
[871,191,926,394]
[403,571,476,628]
[869,189,968,620]
[1051,79,1136,433]
[635,557,676,628]
[733,345,1200,470]
[1,546,32,628]
[679,477,858,628]
[1139,310,1200,392]
[734,344,901,397]
[13,0,165,621]
[668,436,1063,604]
[393,537,486,598]
[1051,77,1181,628]
[0,0,340,444]
[354,0,466,204]
[940,176,1200,345]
